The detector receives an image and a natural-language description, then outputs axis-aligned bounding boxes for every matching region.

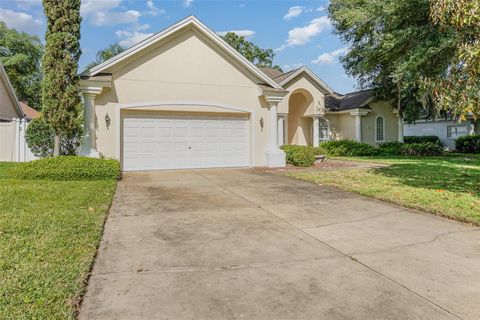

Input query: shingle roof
[325,90,374,111]
[19,101,40,120]
[258,67,283,80]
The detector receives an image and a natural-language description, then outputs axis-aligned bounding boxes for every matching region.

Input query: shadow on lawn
[373,157,480,197]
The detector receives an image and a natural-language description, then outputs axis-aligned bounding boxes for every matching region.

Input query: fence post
[19,118,27,162]
[13,118,20,162]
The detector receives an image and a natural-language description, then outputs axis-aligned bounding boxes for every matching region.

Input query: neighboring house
[79,16,401,171]
[404,117,479,149]
[0,63,39,162]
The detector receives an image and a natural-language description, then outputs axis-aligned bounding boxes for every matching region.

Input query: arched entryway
[287,89,314,145]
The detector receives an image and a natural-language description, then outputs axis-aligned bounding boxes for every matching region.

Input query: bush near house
[11,156,120,180]
[456,135,480,153]
[379,141,405,155]
[319,140,380,157]
[281,145,317,167]
[404,135,442,146]
[400,142,444,157]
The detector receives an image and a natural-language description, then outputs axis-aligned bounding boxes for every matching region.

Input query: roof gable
[0,63,24,120]
[84,16,282,89]
[277,66,333,94]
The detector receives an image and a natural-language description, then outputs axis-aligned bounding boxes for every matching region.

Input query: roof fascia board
[85,16,282,89]
[279,66,333,94]
[0,63,24,118]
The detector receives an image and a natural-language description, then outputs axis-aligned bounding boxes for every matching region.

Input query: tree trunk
[53,134,61,157]
[397,81,404,143]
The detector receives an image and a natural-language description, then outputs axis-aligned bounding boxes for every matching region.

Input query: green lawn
[286,154,480,225]
[0,162,116,319]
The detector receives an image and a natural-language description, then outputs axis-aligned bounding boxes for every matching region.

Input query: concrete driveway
[79,169,480,320]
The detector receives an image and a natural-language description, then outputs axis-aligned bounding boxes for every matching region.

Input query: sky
[0,0,358,94]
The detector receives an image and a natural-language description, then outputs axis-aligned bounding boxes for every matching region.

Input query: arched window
[376,116,385,142]
[319,118,329,141]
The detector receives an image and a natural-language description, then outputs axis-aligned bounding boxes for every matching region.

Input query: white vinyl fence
[0,118,37,162]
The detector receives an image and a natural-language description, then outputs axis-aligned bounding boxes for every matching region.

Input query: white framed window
[447,125,467,139]
[375,116,385,142]
[319,118,330,141]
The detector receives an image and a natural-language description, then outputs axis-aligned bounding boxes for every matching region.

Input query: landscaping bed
[0,158,118,319]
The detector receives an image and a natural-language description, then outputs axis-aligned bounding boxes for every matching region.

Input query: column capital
[349,108,370,116]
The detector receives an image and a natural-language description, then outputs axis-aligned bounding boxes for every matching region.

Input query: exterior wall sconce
[259,117,264,130]
[105,113,111,129]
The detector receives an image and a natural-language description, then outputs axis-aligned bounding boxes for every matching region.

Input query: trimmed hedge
[379,141,404,155]
[455,135,480,153]
[404,135,442,146]
[11,156,120,180]
[319,140,379,157]
[400,142,444,157]
[281,145,317,167]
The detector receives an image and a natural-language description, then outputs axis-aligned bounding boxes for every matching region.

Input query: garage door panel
[123,113,249,171]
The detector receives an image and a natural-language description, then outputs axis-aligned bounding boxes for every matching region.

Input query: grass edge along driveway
[0,162,117,319]
[285,154,480,226]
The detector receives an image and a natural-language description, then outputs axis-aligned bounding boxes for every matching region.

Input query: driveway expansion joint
[194,170,464,320]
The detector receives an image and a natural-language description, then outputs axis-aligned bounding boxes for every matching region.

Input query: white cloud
[0,8,42,33]
[276,16,331,51]
[282,63,304,71]
[89,10,140,26]
[312,47,349,64]
[183,0,194,8]
[217,30,256,38]
[14,0,42,9]
[316,6,326,12]
[81,0,122,16]
[284,6,304,20]
[146,0,165,16]
[116,30,153,47]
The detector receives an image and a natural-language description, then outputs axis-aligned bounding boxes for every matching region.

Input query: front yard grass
[285,154,480,225]
[0,162,116,319]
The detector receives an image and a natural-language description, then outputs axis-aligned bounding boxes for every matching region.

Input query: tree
[328,0,457,122]
[0,22,43,110]
[424,0,480,120]
[42,0,82,156]
[222,32,282,71]
[84,42,124,71]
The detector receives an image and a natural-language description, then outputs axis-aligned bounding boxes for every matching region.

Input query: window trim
[375,115,385,142]
[318,117,330,141]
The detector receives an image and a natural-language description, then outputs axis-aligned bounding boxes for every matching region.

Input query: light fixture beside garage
[260,117,264,131]
[105,113,111,129]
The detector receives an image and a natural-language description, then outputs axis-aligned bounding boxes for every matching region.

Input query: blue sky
[0,0,358,93]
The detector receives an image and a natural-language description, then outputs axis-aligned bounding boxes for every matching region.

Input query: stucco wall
[404,119,474,149]
[92,29,270,166]
[362,101,398,145]
[278,74,326,115]
[0,76,20,121]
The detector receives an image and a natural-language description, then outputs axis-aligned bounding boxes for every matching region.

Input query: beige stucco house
[80,16,402,171]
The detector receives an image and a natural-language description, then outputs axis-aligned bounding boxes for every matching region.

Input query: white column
[79,91,100,157]
[277,115,284,147]
[313,116,320,147]
[354,114,362,142]
[265,101,286,167]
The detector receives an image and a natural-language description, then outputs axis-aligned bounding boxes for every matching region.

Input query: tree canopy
[0,22,43,110]
[425,0,480,120]
[328,0,457,122]
[221,32,282,71]
[84,42,124,71]
[42,0,82,156]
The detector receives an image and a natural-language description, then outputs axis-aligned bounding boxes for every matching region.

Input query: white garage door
[123,113,250,171]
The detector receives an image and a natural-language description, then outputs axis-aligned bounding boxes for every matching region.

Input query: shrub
[455,135,480,153]
[25,117,83,157]
[379,141,404,156]
[400,142,444,157]
[281,145,316,167]
[318,140,379,157]
[404,135,442,146]
[11,156,120,180]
